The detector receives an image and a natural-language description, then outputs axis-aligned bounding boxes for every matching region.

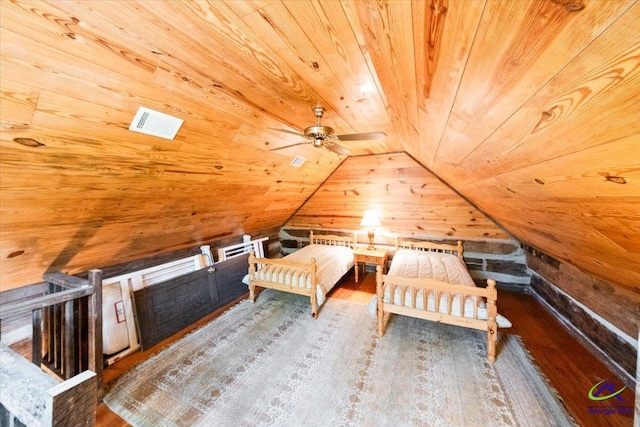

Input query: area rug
[104,290,576,427]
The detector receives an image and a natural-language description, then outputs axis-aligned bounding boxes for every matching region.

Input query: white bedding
[388,249,475,285]
[249,244,354,307]
[372,249,512,328]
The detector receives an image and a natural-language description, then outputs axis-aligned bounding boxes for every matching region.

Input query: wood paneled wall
[286,153,509,241]
[528,247,639,381]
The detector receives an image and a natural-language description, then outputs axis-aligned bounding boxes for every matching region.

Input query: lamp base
[367,229,375,250]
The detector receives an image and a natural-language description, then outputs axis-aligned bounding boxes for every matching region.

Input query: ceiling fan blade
[336,131,387,141]
[269,127,308,138]
[325,143,350,155]
[269,141,309,151]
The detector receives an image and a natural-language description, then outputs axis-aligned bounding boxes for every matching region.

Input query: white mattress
[374,249,511,328]
[102,282,130,355]
[250,244,354,306]
[387,249,475,285]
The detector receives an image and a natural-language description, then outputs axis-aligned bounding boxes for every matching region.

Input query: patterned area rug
[104,290,575,427]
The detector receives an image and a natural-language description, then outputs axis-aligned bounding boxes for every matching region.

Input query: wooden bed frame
[376,239,499,362]
[248,231,356,318]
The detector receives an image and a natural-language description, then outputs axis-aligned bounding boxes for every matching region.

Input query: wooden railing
[0,270,103,426]
[218,236,268,261]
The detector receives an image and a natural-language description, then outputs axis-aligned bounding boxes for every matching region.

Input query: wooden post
[486,279,498,363]
[310,258,318,318]
[376,265,385,336]
[248,251,256,303]
[87,269,103,401]
[309,230,315,245]
[456,240,464,260]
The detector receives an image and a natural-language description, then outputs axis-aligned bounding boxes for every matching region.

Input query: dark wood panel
[133,268,217,351]
[132,253,250,351]
[525,248,640,339]
[214,253,251,306]
[531,274,636,380]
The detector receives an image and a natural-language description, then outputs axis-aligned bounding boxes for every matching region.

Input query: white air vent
[290,156,306,167]
[129,106,184,140]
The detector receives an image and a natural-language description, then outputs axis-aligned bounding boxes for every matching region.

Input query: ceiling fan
[269,106,386,155]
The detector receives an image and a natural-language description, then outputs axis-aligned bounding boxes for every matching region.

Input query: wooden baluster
[248,251,256,303]
[309,258,318,318]
[375,265,385,336]
[64,299,75,379]
[473,296,479,319]
[486,279,498,363]
[79,297,88,373]
[43,307,53,365]
[32,308,42,367]
[53,300,61,372]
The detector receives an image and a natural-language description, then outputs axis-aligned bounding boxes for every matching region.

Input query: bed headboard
[309,231,357,248]
[395,238,464,260]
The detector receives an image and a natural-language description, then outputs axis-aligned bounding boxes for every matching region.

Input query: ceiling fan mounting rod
[313,106,325,125]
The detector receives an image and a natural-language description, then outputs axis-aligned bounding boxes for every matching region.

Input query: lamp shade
[360,210,381,227]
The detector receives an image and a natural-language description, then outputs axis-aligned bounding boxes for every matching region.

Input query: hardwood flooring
[96,269,635,427]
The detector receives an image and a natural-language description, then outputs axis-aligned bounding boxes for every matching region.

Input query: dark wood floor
[97,270,636,427]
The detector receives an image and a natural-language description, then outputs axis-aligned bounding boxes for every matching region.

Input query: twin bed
[247,233,510,361]
[247,232,356,318]
[373,239,511,362]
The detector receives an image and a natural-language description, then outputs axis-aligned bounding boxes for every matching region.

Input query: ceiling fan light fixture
[304,125,334,136]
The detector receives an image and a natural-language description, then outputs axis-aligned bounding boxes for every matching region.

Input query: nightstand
[353,246,388,282]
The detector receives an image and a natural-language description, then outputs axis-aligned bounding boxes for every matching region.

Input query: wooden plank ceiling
[286,152,510,241]
[1,0,638,292]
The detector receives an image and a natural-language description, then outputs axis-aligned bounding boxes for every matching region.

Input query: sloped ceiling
[1,0,638,291]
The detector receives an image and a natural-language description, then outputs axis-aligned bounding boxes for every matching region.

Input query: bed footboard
[375,266,498,362]
[248,251,320,317]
